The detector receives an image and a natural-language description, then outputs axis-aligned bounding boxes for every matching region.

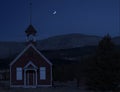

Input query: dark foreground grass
[0,87,95,92]
[0,81,113,92]
[0,87,114,92]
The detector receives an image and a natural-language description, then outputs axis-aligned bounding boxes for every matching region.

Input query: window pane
[40,67,46,80]
[16,67,22,80]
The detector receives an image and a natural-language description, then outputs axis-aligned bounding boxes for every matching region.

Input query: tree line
[52,34,120,91]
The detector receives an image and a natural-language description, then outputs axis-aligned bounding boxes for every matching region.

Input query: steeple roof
[25,25,37,36]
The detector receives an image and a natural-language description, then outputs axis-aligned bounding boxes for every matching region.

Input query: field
[0,87,115,92]
[0,87,94,92]
[0,81,86,92]
[0,81,113,92]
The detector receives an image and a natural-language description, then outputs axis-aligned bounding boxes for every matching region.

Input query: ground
[0,88,93,92]
[0,81,113,92]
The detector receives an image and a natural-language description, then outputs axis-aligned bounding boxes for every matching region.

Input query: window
[40,67,46,80]
[16,67,22,80]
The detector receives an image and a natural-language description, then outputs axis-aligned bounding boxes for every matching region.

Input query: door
[26,70,36,86]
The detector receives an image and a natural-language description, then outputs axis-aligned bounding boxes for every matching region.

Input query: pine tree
[86,34,120,91]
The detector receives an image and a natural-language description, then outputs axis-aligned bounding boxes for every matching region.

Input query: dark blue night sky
[0,0,119,41]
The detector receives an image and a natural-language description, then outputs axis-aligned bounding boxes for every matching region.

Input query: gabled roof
[10,44,52,66]
[24,61,38,69]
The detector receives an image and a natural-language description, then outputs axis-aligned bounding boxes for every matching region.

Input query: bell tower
[25,0,37,45]
[25,25,37,45]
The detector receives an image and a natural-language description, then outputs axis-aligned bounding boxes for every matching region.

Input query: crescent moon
[53,11,56,15]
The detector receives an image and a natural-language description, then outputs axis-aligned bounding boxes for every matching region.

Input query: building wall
[37,65,52,85]
[11,47,52,86]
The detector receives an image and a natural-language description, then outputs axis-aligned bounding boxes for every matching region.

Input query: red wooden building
[10,25,52,88]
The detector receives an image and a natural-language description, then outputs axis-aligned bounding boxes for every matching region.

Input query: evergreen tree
[86,34,120,91]
[97,34,114,55]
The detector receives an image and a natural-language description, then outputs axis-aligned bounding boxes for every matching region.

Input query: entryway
[26,70,36,86]
[24,61,38,88]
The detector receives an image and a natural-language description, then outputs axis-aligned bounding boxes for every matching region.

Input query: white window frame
[16,67,22,80]
[40,67,46,80]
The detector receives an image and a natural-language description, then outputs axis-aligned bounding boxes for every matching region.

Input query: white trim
[10,65,52,88]
[24,86,36,88]
[10,66,11,87]
[10,85,36,88]
[27,71,29,85]
[11,85,25,88]
[10,45,30,66]
[32,73,36,86]
[24,61,38,69]
[10,44,52,88]
[24,69,25,87]
[35,70,38,86]
[24,69,37,87]
[31,44,52,65]
[37,85,52,87]
[51,66,52,86]
[10,85,52,88]
[10,44,52,66]
[25,69,37,71]
[26,70,35,86]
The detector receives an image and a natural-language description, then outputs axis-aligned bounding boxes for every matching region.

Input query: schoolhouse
[10,25,52,88]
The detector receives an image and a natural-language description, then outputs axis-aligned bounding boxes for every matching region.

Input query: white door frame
[24,69,37,88]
